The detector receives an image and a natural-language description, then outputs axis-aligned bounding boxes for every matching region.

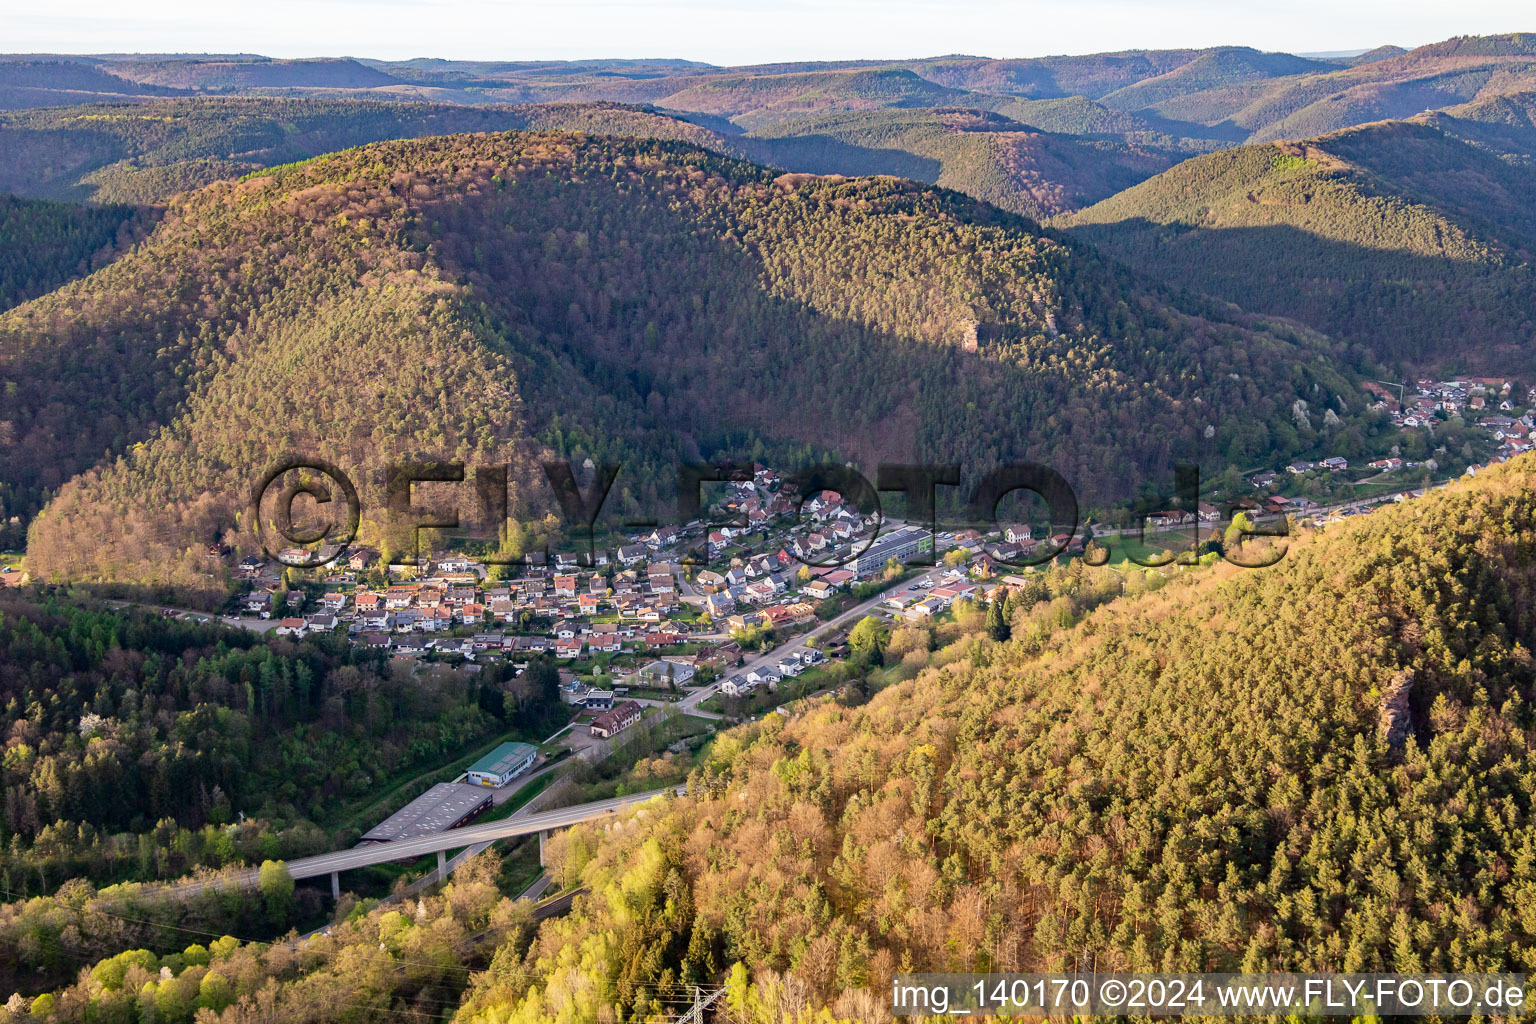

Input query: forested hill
[11,37,1536,145]
[0,98,735,203]
[452,453,1536,1021]
[0,97,1171,219]
[4,131,1359,595]
[11,32,1536,221]
[1061,119,1536,374]
[1420,89,1536,161]
[741,108,1177,219]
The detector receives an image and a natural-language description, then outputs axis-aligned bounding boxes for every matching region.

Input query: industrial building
[466,741,538,787]
[360,782,492,843]
[852,526,933,579]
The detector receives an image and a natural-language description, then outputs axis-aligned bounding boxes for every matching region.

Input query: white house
[720,674,756,697]
[746,666,781,687]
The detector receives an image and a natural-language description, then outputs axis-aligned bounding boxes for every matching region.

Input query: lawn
[473,771,559,825]
[617,686,688,700]
[1086,533,1195,567]
[702,668,834,718]
[571,712,718,803]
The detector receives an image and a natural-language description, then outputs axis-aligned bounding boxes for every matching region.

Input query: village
[1133,377,1533,533]
[229,466,950,710]
[8,379,1533,701]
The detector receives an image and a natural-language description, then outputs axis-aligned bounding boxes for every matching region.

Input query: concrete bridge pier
[538,830,549,867]
[330,871,340,900]
[437,850,446,881]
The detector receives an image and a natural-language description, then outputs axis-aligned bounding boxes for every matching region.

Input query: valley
[5,24,1536,1024]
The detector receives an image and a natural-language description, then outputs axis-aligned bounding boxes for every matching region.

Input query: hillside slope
[9,38,1536,147]
[443,453,1536,1020]
[637,67,1010,131]
[0,95,1183,220]
[1421,89,1536,160]
[905,50,1208,99]
[101,56,404,91]
[0,97,735,203]
[743,108,1176,218]
[0,59,176,109]
[1062,120,1536,372]
[1097,47,1337,115]
[3,132,1359,593]
[1235,37,1536,142]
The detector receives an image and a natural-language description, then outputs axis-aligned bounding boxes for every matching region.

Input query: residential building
[640,660,695,686]
[590,700,644,738]
[746,666,781,687]
[720,674,755,697]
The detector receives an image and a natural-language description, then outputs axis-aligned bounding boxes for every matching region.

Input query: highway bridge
[165,787,682,896]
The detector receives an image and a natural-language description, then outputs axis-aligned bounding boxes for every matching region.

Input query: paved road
[518,873,556,901]
[105,600,279,633]
[663,562,954,716]
[163,787,681,893]
[736,564,950,673]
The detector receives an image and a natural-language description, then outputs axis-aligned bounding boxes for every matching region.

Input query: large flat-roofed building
[360,782,492,843]
[851,526,933,579]
[465,741,538,787]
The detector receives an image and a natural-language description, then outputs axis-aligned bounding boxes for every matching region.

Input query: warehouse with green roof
[465,741,537,787]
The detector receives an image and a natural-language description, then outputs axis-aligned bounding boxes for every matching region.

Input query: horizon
[1,44,1400,66]
[9,1,1532,66]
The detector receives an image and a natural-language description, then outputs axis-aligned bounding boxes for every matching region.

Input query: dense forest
[1,131,1372,594]
[1063,120,1536,373]
[11,452,1536,1021]
[0,591,566,991]
[0,98,734,203]
[741,108,1176,219]
[9,32,1536,1024]
[7,36,1536,245]
[1421,88,1536,162]
[2,854,530,1022]
[0,96,1176,219]
[0,195,142,311]
[1093,47,1337,121]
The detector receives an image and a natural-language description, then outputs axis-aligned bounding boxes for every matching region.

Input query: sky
[6,0,1532,65]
